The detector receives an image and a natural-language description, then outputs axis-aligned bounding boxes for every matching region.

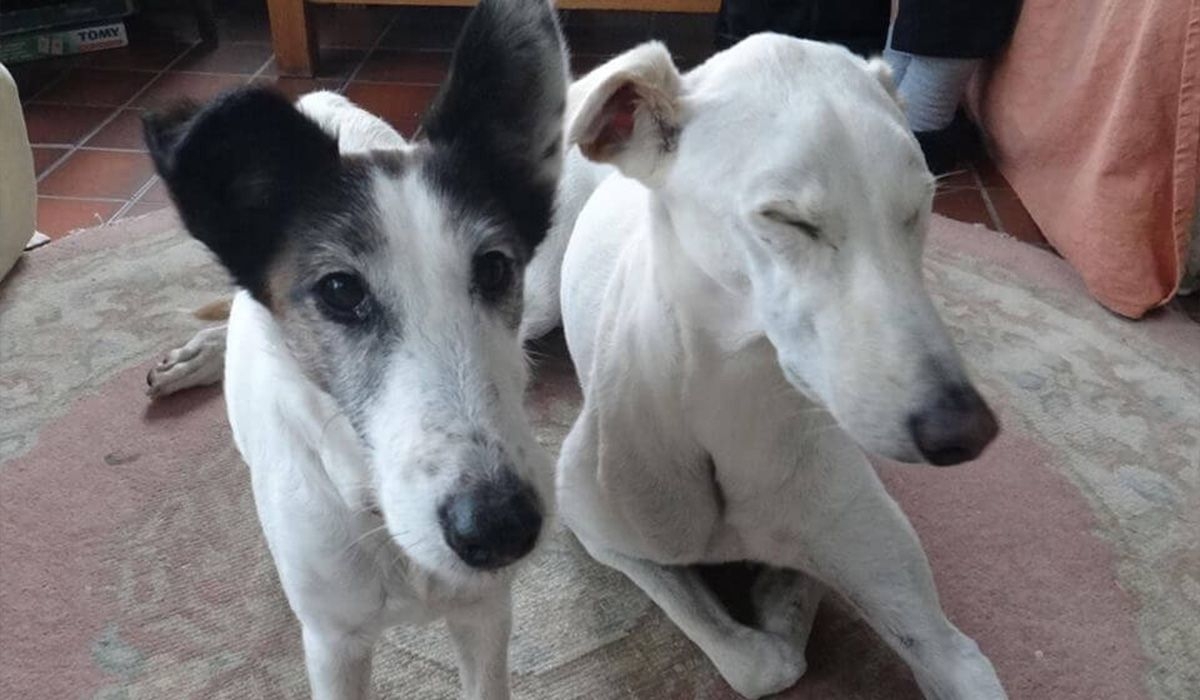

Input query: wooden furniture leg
[192,0,219,45]
[267,0,319,77]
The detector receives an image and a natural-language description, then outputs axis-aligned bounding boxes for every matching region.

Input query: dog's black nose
[908,384,999,466]
[438,471,543,570]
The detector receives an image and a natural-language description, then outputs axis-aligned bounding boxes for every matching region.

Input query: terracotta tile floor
[13,4,1049,249]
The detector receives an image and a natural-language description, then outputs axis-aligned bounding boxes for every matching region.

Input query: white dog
[141,2,567,698]
[552,38,1006,699]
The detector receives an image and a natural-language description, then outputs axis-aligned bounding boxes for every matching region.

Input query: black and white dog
[143,1,567,698]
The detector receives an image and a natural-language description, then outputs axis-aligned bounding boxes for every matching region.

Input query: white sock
[895,55,979,132]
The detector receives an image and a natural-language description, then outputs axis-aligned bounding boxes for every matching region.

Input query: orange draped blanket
[973,0,1200,318]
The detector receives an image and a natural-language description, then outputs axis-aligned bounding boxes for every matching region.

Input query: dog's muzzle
[437,470,543,570]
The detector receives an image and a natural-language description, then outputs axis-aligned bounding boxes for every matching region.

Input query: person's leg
[884,0,1021,173]
[895,55,979,133]
[716,0,889,55]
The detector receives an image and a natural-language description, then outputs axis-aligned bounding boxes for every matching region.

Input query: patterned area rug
[1,211,1197,699]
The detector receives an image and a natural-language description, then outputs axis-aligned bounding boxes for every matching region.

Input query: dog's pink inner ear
[584,83,640,160]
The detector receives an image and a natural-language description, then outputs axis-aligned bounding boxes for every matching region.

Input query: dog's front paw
[146,326,226,399]
[711,629,806,699]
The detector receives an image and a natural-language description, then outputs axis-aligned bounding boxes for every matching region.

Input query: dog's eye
[762,209,820,240]
[316,272,369,321]
[473,251,514,301]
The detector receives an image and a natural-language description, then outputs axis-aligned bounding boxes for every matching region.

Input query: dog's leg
[445,592,513,700]
[301,624,377,700]
[764,463,1006,700]
[750,566,826,655]
[582,543,805,699]
[146,324,227,398]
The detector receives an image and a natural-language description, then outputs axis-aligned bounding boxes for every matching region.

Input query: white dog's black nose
[438,471,543,570]
[908,385,999,466]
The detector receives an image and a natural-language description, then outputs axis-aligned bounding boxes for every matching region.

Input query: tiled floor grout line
[26,71,248,110]
[22,53,220,109]
[34,42,204,238]
[971,166,1005,234]
[110,175,162,221]
[360,46,453,53]
[76,145,149,154]
[36,41,200,186]
[32,100,145,109]
[35,148,77,179]
[26,9,528,236]
[20,58,81,103]
[34,124,97,183]
[40,194,130,203]
[28,68,259,107]
[188,36,419,53]
[246,54,274,82]
[37,24,406,230]
[344,78,444,87]
[27,11,672,232]
[108,45,271,222]
[341,14,403,91]
[132,175,160,203]
[23,62,354,89]
[30,12,1032,242]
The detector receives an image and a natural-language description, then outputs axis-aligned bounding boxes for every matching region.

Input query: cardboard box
[0,21,128,64]
[0,0,134,37]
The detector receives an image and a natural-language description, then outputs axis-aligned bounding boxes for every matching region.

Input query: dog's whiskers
[933,167,971,183]
[341,524,392,554]
[523,346,551,361]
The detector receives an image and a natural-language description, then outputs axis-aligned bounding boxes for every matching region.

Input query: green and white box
[0,21,128,64]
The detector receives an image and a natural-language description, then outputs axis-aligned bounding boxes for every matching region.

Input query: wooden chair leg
[267,0,318,77]
[192,0,218,45]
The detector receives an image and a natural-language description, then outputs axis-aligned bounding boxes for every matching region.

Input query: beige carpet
[1,210,1197,699]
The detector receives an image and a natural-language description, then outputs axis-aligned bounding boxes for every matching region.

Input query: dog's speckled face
[144,0,567,582]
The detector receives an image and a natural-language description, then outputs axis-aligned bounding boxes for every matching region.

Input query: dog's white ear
[865,56,902,108]
[567,42,682,183]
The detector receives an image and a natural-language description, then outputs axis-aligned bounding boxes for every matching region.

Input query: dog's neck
[645,192,764,351]
[638,191,839,432]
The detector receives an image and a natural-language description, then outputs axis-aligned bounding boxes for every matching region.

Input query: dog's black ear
[143,87,340,301]
[421,0,567,255]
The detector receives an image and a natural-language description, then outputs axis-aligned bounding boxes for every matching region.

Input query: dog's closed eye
[759,208,821,240]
